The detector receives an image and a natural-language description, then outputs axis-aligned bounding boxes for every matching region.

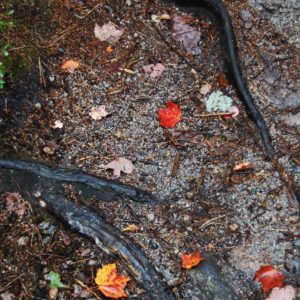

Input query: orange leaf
[255,265,284,293]
[181,252,204,269]
[61,60,80,72]
[233,162,253,172]
[157,101,181,128]
[106,45,114,53]
[121,224,139,232]
[216,74,230,88]
[95,263,130,298]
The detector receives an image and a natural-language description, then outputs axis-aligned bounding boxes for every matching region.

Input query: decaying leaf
[255,265,284,293]
[151,13,171,23]
[200,83,212,95]
[172,14,201,55]
[51,120,64,129]
[121,224,139,232]
[143,63,165,78]
[182,252,204,269]
[95,263,130,299]
[94,22,123,43]
[157,101,182,128]
[266,286,296,300]
[61,60,80,73]
[89,105,109,120]
[233,162,253,172]
[216,73,230,88]
[4,192,29,217]
[206,91,233,112]
[106,45,113,53]
[104,157,135,177]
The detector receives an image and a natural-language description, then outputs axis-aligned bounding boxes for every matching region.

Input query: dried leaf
[233,162,253,172]
[51,120,64,129]
[255,265,284,293]
[0,292,15,300]
[172,15,201,55]
[206,91,233,112]
[151,13,171,23]
[157,101,182,128]
[266,286,296,300]
[61,60,80,73]
[95,263,130,299]
[4,192,29,217]
[143,63,165,78]
[216,73,230,88]
[200,83,212,95]
[121,224,139,232]
[94,22,123,43]
[89,105,109,120]
[182,252,204,269]
[106,45,113,53]
[104,157,135,177]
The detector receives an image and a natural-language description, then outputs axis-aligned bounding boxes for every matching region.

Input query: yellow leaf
[121,224,139,232]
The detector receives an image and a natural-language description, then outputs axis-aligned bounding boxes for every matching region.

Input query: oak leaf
[157,101,181,128]
[255,265,284,293]
[181,252,204,269]
[104,157,134,177]
[95,263,130,299]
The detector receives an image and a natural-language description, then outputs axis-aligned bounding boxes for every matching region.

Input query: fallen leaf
[49,287,58,300]
[233,162,253,172]
[172,14,201,55]
[157,101,182,128]
[89,105,109,120]
[104,157,134,177]
[94,22,123,43]
[61,60,80,73]
[182,252,204,269]
[95,263,130,299]
[255,265,284,293]
[0,292,15,300]
[151,13,171,23]
[106,45,113,53]
[216,73,230,88]
[45,271,67,288]
[51,120,64,129]
[4,192,29,217]
[143,63,165,78]
[200,83,212,95]
[227,106,240,118]
[266,286,296,300]
[121,224,139,232]
[206,91,233,112]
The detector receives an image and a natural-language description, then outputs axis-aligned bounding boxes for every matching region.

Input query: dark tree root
[43,193,176,300]
[0,159,159,204]
[163,0,275,156]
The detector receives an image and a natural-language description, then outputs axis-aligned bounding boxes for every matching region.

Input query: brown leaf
[104,157,135,177]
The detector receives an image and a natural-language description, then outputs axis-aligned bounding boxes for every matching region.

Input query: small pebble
[49,287,58,299]
[229,223,239,232]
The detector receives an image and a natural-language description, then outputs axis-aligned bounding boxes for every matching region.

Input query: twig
[171,153,180,177]
[75,279,103,300]
[200,215,226,228]
[0,275,24,292]
[194,112,232,118]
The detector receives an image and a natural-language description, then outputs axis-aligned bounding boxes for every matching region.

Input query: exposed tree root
[0,159,159,204]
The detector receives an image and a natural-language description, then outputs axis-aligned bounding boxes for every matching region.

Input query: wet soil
[0,0,299,299]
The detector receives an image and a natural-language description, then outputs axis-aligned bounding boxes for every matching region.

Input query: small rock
[150,240,159,250]
[275,203,282,210]
[289,216,299,224]
[187,226,193,232]
[0,291,15,300]
[240,9,253,28]
[43,146,55,155]
[38,221,50,230]
[147,213,155,222]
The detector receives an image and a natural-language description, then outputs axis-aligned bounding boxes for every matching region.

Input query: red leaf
[255,266,284,293]
[181,252,205,269]
[157,101,182,128]
[216,73,230,88]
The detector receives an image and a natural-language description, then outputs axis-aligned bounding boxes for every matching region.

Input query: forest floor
[0,0,299,299]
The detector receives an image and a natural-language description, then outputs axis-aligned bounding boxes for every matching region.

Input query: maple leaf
[255,265,284,293]
[89,105,109,120]
[61,60,80,73]
[181,252,205,269]
[172,15,201,55]
[4,192,29,217]
[95,263,130,299]
[104,157,135,177]
[266,286,296,300]
[94,22,123,43]
[143,63,165,78]
[157,101,181,128]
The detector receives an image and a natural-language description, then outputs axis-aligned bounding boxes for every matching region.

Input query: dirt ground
[0,0,299,299]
